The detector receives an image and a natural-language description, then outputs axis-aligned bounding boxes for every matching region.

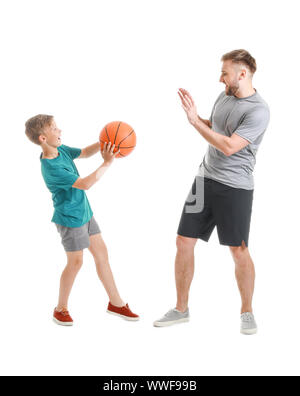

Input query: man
[154,49,270,334]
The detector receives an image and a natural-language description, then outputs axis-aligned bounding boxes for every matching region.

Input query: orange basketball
[99,121,136,158]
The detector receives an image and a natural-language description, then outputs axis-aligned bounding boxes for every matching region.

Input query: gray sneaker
[240,312,257,335]
[153,308,190,327]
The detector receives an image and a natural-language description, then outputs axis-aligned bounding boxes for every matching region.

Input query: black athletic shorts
[177,177,254,247]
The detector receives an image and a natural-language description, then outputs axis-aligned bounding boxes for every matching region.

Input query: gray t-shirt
[197,89,270,190]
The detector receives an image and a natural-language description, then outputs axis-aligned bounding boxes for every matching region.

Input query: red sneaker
[107,302,139,321]
[53,308,73,326]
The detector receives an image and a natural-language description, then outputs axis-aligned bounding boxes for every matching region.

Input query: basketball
[99,121,136,158]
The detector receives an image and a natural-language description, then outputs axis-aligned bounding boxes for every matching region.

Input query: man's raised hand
[178,88,198,125]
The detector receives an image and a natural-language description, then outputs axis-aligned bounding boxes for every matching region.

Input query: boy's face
[40,119,62,147]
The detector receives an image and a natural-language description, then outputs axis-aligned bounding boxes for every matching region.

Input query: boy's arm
[73,162,112,190]
[78,142,101,159]
[73,142,119,190]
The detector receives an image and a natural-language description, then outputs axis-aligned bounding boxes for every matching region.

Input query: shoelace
[59,310,69,316]
[241,312,253,322]
[165,309,174,317]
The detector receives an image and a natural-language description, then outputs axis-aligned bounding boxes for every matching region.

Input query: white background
[1,0,299,376]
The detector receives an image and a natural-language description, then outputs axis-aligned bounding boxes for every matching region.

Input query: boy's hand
[101,142,120,165]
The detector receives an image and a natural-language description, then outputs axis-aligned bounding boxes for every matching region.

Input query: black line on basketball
[118,129,135,145]
[119,146,136,149]
[114,122,122,145]
[105,126,110,142]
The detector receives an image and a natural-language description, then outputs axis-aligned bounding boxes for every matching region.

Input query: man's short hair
[25,114,54,146]
[221,49,257,75]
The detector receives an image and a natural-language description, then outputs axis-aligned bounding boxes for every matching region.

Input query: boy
[25,114,139,326]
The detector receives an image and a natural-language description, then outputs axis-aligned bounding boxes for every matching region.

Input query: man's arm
[198,115,212,128]
[178,88,249,156]
[191,118,249,156]
[78,142,100,159]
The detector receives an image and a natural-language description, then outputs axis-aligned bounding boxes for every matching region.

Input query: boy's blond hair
[25,114,54,145]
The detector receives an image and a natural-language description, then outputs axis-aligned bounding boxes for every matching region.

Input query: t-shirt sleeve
[61,144,82,160]
[233,106,270,144]
[47,167,79,191]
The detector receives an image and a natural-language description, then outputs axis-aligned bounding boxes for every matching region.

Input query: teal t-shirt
[40,144,93,227]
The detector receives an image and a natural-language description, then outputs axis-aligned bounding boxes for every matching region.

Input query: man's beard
[225,82,239,96]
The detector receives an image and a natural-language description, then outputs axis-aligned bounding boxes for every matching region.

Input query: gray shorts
[55,216,101,252]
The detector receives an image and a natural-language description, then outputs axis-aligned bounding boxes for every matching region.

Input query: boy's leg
[229,241,255,313]
[175,235,198,312]
[57,250,83,311]
[88,233,125,307]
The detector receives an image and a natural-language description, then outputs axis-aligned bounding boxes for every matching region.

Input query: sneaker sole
[240,328,257,335]
[106,310,140,321]
[153,317,189,327]
[53,317,73,326]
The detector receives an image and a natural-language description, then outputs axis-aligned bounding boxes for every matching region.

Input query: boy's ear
[39,134,45,144]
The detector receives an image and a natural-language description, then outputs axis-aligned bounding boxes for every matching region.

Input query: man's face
[40,119,62,147]
[219,60,242,96]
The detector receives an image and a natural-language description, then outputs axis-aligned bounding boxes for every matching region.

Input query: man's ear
[239,67,247,80]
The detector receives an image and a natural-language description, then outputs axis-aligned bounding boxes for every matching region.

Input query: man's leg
[175,235,198,312]
[88,233,125,307]
[57,250,83,311]
[229,240,255,313]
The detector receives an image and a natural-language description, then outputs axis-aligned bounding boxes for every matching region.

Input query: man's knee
[176,235,197,251]
[229,240,248,261]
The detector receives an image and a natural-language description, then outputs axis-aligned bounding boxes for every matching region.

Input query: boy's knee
[66,251,83,268]
[68,260,83,272]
